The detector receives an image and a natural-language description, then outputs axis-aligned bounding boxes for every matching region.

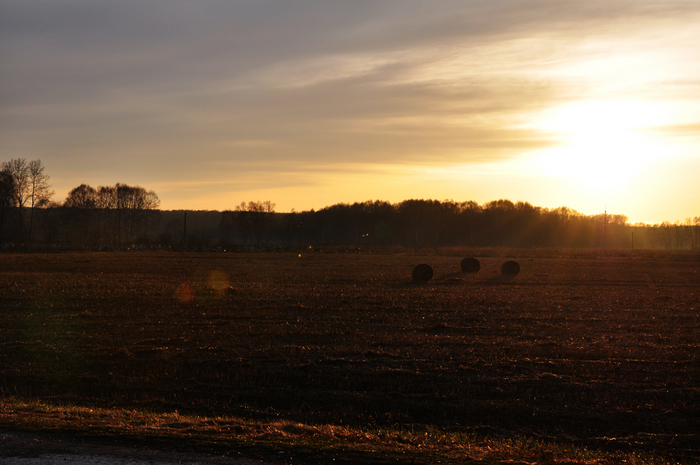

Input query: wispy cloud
[2,1,700,220]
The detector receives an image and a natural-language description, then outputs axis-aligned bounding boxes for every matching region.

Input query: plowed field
[1,251,698,460]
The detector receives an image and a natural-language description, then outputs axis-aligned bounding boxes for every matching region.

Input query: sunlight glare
[530,100,670,192]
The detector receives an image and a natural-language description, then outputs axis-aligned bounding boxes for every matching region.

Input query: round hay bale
[460,257,480,273]
[501,260,520,276]
[412,263,433,282]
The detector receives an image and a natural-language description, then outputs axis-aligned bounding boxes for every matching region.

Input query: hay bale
[460,257,480,273]
[501,260,520,276]
[412,263,433,282]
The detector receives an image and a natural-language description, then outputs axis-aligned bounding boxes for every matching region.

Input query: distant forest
[2,158,700,251]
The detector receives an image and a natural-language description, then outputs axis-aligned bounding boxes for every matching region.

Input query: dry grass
[0,398,668,464]
[1,250,699,463]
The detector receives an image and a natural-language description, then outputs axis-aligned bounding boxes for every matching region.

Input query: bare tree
[88,185,116,246]
[27,159,54,245]
[64,184,97,209]
[61,182,160,248]
[248,200,276,246]
[228,200,276,246]
[114,183,160,246]
[1,158,31,242]
[0,167,14,244]
[0,158,53,244]
[63,184,98,246]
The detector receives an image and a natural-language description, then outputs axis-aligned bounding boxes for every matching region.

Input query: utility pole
[631,228,634,249]
[604,206,608,248]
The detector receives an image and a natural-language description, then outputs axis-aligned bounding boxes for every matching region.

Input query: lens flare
[207,269,230,297]
[175,283,195,304]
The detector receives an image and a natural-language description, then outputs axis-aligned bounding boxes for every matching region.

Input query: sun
[531,100,668,192]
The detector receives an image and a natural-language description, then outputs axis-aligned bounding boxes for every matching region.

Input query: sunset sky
[2,1,700,224]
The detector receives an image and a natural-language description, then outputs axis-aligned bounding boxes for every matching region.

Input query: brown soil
[1,251,699,462]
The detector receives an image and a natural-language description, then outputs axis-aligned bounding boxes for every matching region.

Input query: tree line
[1,158,160,249]
[217,199,700,251]
[3,157,700,251]
[219,199,631,249]
[0,158,53,245]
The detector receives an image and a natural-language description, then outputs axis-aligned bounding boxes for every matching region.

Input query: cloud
[3,1,700,213]
[653,124,700,142]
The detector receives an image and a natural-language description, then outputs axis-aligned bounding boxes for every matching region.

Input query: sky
[2,1,700,224]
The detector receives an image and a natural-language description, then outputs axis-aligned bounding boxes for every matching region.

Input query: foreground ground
[0,249,699,463]
[1,430,268,464]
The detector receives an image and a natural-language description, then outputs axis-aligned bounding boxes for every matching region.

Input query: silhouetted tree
[283,198,644,250]
[0,168,14,244]
[396,199,447,246]
[693,217,700,250]
[222,201,276,246]
[27,160,54,245]
[8,169,698,252]
[61,182,159,248]
[63,184,99,246]
[1,158,30,242]
[219,209,238,246]
[64,184,97,209]
[0,158,53,244]
[115,183,160,246]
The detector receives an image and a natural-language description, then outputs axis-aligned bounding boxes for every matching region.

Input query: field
[1,250,699,463]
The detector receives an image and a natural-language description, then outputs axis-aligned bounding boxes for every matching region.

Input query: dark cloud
[2,1,694,105]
